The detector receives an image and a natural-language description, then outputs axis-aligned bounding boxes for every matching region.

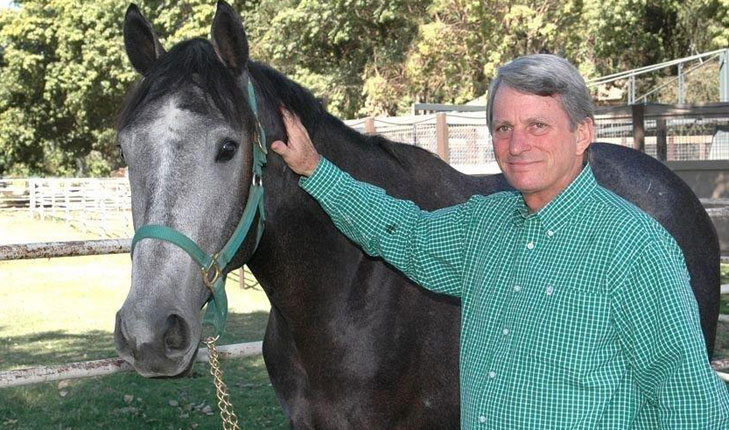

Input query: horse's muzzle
[114,308,198,377]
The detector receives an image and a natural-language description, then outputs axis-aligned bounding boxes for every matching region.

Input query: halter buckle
[255,122,267,155]
[201,253,222,291]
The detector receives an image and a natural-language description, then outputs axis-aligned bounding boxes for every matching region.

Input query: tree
[252,0,429,117]
[0,0,259,177]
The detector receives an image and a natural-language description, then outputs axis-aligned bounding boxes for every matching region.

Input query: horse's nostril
[164,314,190,354]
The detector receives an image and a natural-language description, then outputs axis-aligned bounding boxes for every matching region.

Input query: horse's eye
[216,139,239,162]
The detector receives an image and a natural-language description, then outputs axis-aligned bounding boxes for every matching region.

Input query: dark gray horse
[114,2,719,428]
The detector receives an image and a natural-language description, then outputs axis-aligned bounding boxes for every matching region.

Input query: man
[270,54,729,428]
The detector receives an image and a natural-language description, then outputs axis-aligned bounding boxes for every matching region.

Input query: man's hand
[271,108,321,177]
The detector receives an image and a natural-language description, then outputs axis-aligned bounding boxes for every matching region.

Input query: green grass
[0,313,287,430]
[0,213,286,429]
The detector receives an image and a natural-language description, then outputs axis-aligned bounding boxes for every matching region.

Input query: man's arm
[271,110,475,297]
[612,236,729,428]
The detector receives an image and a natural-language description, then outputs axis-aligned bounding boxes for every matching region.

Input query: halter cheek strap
[130,78,267,337]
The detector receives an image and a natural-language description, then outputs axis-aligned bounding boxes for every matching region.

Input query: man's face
[491,85,593,211]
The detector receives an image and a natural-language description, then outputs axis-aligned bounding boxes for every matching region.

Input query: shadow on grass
[0,311,288,430]
[0,311,270,371]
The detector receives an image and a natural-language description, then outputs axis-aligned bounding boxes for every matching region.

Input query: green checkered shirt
[299,157,729,429]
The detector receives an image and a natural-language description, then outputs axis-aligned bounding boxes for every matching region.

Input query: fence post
[721,49,729,102]
[631,104,645,153]
[28,179,35,218]
[50,180,56,218]
[678,63,685,104]
[656,118,667,161]
[64,182,71,224]
[436,113,449,163]
[364,117,376,135]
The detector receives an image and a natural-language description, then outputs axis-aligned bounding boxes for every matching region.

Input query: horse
[113,2,720,428]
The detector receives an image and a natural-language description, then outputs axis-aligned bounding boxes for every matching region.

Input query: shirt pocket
[522,284,614,378]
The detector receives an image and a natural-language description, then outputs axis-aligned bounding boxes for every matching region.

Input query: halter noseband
[130,78,267,337]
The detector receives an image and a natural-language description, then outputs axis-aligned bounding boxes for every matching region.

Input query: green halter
[130,78,267,337]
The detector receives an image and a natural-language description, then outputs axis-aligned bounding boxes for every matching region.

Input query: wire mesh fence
[592,104,729,161]
[346,103,729,168]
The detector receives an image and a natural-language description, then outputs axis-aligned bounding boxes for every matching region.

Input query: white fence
[0,178,131,212]
[28,177,131,219]
[0,177,133,238]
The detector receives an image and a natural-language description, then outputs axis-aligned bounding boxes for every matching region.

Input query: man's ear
[575,117,594,157]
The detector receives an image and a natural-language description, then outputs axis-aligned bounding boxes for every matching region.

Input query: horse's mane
[117,37,411,166]
[248,61,409,166]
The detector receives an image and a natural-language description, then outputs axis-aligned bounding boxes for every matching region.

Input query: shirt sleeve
[299,157,475,297]
[612,235,729,428]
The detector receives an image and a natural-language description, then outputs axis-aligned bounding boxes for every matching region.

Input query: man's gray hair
[486,54,594,132]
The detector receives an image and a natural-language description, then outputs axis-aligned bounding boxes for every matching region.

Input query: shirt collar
[511,164,597,234]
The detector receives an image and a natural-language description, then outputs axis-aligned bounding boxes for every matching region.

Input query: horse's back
[587,142,719,354]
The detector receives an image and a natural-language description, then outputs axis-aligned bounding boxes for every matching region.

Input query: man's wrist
[303,155,322,177]
[299,157,345,201]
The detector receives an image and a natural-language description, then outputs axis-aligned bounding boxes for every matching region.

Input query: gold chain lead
[204,336,241,430]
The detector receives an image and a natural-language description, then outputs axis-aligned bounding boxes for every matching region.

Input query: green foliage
[0,0,133,177]
[1,0,728,176]
[253,0,428,117]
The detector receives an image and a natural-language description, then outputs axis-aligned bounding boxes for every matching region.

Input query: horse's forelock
[117,38,255,136]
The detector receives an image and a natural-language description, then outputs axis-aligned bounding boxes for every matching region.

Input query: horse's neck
[248,115,505,310]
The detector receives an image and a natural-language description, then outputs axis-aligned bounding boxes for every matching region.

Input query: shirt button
[513,285,521,292]
[479,415,487,423]
[526,241,535,250]
[488,371,496,379]
[547,230,554,237]
[502,328,510,336]
[546,285,554,296]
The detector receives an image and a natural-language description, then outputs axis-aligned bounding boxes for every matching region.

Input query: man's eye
[530,122,549,133]
[495,125,511,134]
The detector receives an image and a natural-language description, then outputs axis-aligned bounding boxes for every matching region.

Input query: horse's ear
[123,4,165,76]
[211,1,249,75]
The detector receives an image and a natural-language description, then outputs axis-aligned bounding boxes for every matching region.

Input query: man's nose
[509,129,530,156]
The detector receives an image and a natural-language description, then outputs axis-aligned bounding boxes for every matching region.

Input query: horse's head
[114,1,264,377]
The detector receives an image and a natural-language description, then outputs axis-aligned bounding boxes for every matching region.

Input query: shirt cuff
[298,157,345,201]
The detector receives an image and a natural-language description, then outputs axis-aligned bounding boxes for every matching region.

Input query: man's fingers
[274,106,319,176]
[270,140,289,156]
[280,107,306,140]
